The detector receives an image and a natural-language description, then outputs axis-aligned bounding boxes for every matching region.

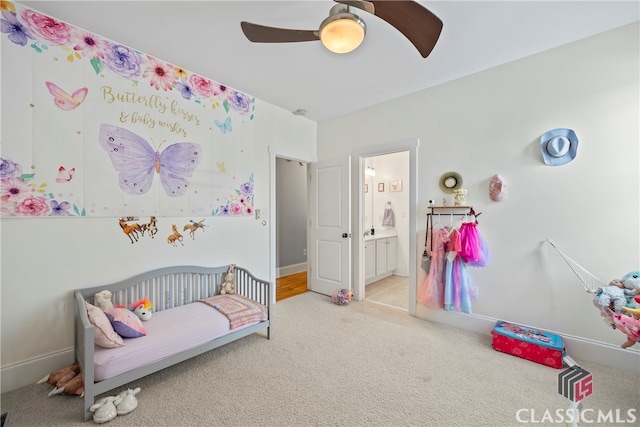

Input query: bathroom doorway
[351,139,418,316]
[363,151,410,310]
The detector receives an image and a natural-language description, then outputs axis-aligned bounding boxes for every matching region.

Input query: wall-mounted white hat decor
[540,128,578,166]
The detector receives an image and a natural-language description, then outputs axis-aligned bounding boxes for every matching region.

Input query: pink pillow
[105,308,147,338]
[85,302,124,348]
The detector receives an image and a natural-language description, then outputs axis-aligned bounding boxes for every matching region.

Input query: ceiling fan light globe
[319,14,366,54]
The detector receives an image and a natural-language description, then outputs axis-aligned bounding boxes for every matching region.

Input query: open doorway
[275,157,309,301]
[363,151,410,310]
[351,139,418,316]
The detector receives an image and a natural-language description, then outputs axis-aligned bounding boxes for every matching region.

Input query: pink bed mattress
[93,302,254,381]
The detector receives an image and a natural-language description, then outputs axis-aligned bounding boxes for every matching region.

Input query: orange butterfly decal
[45,82,87,111]
[56,166,75,183]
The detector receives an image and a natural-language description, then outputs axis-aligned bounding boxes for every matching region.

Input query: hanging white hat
[540,128,578,166]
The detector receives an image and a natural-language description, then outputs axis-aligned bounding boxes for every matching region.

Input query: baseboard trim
[417,309,640,373]
[1,347,75,393]
[277,262,307,278]
[393,268,409,277]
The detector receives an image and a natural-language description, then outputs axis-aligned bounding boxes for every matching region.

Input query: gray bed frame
[74,265,272,421]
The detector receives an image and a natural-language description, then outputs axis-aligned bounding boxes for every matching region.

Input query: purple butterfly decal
[99,124,202,197]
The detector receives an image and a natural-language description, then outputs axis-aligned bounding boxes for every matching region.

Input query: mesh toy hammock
[546,239,640,348]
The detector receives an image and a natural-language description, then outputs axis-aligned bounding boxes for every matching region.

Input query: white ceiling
[21,1,640,122]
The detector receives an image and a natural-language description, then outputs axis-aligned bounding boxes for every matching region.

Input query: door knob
[342,233,350,238]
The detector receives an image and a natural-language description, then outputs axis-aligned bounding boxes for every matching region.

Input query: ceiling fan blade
[241,22,319,43]
[367,0,443,58]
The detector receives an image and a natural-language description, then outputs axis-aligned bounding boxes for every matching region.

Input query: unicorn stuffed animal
[130,298,153,321]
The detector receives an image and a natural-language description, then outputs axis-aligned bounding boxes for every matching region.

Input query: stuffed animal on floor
[115,387,141,415]
[331,288,353,305]
[37,362,79,387]
[37,363,84,397]
[220,264,236,295]
[90,395,122,424]
[130,298,153,321]
[94,290,114,312]
[49,373,84,397]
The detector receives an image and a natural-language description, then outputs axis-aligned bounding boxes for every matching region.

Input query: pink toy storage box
[491,320,565,369]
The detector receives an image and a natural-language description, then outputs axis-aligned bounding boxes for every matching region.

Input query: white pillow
[85,302,124,348]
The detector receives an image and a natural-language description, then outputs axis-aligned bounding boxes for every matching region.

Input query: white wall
[318,24,639,360]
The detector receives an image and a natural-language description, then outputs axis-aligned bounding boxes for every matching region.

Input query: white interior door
[308,156,351,296]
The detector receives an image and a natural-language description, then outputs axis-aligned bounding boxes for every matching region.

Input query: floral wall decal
[1,1,257,217]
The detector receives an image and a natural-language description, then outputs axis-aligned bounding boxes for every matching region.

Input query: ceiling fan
[240,0,443,58]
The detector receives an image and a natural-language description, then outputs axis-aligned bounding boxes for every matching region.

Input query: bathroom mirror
[439,171,463,194]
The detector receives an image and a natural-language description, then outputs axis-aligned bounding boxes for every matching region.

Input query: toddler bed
[74,265,271,421]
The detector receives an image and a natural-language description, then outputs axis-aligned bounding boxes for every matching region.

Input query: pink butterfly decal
[99,124,202,197]
[45,81,88,111]
[56,166,75,183]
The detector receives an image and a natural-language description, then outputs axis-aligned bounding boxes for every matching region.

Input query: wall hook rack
[424,206,482,252]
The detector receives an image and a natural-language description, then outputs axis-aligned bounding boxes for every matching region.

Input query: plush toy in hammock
[614,307,640,349]
[621,271,640,307]
[594,271,640,348]
[546,241,640,349]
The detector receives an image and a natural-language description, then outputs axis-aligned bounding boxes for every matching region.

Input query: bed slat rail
[79,266,230,312]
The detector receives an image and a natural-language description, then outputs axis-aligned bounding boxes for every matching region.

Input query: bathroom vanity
[365,231,397,285]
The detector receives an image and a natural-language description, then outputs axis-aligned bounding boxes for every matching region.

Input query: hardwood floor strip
[276,271,308,301]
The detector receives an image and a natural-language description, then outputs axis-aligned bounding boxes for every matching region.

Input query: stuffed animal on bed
[94,290,114,312]
[129,298,153,321]
[220,264,236,295]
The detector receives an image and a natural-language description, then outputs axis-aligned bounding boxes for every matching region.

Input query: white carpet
[1,292,638,426]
